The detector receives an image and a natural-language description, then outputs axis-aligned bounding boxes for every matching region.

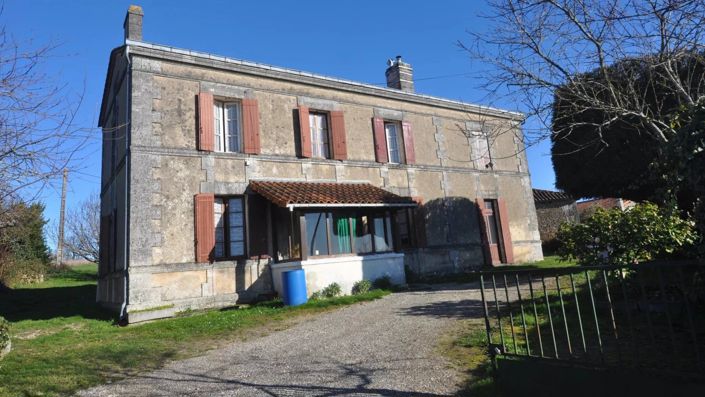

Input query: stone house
[98,6,543,322]
[533,189,578,252]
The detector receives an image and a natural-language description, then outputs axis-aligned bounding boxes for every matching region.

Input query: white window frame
[309,112,331,159]
[384,121,405,164]
[213,100,243,153]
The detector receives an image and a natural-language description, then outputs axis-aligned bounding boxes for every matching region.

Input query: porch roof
[249,180,416,209]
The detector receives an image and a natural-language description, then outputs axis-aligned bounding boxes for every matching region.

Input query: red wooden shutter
[298,106,312,158]
[401,121,416,164]
[373,117,388,163]
[242,98,261,154]
[330,110,347,160]
[194,193,215,263]
[198,92,214,151]
[476,198,492,266]
[497,197,515,263]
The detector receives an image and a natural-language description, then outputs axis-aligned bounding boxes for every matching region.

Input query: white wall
[270,253,405,297]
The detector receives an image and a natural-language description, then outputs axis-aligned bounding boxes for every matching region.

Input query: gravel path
[79,284,485,397]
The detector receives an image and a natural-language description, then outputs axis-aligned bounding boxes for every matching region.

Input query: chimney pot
[385,55,414,93]
[124,5,144,42]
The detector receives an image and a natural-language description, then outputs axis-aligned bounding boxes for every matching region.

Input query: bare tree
[63,194,99,263]
[461,0,705,147]
[0,20,87,224]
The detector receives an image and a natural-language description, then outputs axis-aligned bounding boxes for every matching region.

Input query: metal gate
[478,262,705,379]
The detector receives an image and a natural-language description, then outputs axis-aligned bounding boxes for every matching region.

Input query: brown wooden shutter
[476,198,492,266]
[330,110,347,160]
[194,193,215,263]
[373,117,388,163]
[497,197,515,263]
[401,121,416,164]
[298,106,312,158]
[198,92,214,151]
[242,98,261,154]
[412,197,427,248]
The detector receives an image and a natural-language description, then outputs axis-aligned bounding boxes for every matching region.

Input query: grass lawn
[0,264,389,397]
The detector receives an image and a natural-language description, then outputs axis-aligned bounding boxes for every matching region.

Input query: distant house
[576,198,636,221]
[97,6,543,322]
[533,189,578,252]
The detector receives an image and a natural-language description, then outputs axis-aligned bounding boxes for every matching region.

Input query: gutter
[286,203,417,211]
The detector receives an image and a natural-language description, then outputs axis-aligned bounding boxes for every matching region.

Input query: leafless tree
[0,20,88,224]
[461,0,705,147]
[62,194,99,263]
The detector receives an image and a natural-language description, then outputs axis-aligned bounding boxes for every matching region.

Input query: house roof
[249,180,416,209]
[533,189,574,204]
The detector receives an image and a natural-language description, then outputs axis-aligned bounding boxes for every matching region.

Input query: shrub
[372,275,393,290]
[0,316,10,354]
[351,279,372,295]
[557,202,696,266]
[320,282,342,298]
[309,291,322,300]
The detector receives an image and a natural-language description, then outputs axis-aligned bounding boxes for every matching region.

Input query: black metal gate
[478,262,705,379]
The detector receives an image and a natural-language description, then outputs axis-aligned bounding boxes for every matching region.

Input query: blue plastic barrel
[281,269,307,306]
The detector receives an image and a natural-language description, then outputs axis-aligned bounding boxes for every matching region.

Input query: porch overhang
[249,180,417,210]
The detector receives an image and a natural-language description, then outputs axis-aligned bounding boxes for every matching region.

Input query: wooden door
[483,200,503,265]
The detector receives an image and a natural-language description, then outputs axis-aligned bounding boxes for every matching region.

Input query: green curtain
[337,216,351,253]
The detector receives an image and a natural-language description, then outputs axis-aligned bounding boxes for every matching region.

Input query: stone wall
[535,201,579,252]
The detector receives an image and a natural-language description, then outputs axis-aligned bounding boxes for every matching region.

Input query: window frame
[213,195,247,261]
[213,100,243,154]
[384,121,405,164]
[309,111,332,159]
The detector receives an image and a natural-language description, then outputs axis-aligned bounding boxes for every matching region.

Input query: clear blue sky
[7,0,556,248]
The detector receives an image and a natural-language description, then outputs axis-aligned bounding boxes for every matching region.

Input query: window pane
[352,214,373,254]
[395,210,411,248]
[310,113,330,159]
[385,123,400,163]
[225,103,241,152]
[373,215,392,252]
[214,102,224,152]
[274,207,291,261]
[305,212,329,256]
[229,198,243,212]
[331,214,352,254]
[386,215,394,251]
[487,214,500,244]
[214,199,225,257]
[230,226,244,242]
[230,241,245,256]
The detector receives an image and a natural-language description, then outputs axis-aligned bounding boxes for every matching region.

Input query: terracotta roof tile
[250,180,415,208]
[533,188,574,204]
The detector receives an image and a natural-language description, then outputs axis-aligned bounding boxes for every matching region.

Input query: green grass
[0,264,390,396]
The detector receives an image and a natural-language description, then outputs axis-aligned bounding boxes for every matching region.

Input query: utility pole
[56,168,68,266]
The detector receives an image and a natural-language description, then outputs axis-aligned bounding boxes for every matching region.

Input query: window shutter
[497,197,514,263]
[194,193,215,263]
[330,110,347,160]
[412,197,427,248]
[476,198,492,266]
[298,106,312,158]
[373,117,388,163]
[401,121,416,164]
[242,98,261,154]
[198,92,214,151]
[248,194,269,258]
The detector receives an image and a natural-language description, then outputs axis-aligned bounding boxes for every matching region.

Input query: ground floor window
[214,196,245,259]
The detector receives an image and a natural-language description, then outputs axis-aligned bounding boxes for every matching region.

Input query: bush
[0,316,10,355]
[320,282,342,298]
[372,275,393,290]
[309,291,322,300]
[351,279,372,295]
[557,202,696,266]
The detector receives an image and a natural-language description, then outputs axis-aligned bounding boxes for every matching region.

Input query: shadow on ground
[0,283,114,322]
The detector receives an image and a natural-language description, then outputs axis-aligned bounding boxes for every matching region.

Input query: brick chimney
[124,5,144,41]
[385,56,414,93]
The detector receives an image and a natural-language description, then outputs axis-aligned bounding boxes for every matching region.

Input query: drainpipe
[119,44,132,325]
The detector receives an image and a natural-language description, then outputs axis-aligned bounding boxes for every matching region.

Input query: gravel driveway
[79,284,485,397]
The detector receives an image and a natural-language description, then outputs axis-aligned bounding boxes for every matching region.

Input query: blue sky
[7,0,556,247]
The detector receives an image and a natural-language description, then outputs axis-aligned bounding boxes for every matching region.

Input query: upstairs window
[214,101,242,153]
[309,112,331,159]
[384,121,405,164]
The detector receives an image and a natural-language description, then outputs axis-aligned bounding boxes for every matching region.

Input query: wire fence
[479,262,705,378]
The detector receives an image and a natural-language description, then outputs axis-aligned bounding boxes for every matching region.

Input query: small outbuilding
[533,189,578,253]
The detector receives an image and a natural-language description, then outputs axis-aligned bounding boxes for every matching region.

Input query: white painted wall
[270,253,405,297]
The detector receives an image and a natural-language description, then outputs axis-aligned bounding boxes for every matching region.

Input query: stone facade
[98,7,542,321]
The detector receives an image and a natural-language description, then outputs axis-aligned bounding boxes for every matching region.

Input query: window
[385,121,405,164]
[214,101,242,153]
[273,206,301,261]
[300,210,395,259]
[484,200,500,245]
[214,197,245,259]
[309,112,330,159]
